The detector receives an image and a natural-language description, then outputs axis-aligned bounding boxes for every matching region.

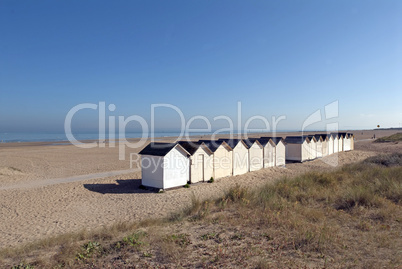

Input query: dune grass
[375,132,402,143]
[1,154,401,268]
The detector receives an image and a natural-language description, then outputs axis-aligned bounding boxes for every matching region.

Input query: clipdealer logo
[64,101,340,168]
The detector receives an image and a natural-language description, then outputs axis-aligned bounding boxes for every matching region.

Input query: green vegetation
[76,241,101,261]
[11,264,34,269]
[375,132,402,143]
[1,154,401,268]
[121,230,147,248]
[165,234,191,247]
[208,177,214,183]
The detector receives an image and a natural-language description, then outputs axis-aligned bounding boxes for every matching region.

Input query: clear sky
[1,0,401,134]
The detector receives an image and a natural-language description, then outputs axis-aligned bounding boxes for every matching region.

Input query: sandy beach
[0,129,400,249]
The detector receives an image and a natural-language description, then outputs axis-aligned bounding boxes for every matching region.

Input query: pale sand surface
[0,129,400,248]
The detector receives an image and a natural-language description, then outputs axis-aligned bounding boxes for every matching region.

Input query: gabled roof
[320,134,329,141]
[217,138,249,149]
[260,137,284,145]
[338,132,347,138]
[338,133,353,139]
[307,135,317,142]
[242,138,262,148]
[247,138,275,147]
[330,133,340,139]
[284,136,310,144]
[139,142,189,157]
[341,132,354,138]
[198,140,232,152]
[313,134,323,141]
[178,141,213,155]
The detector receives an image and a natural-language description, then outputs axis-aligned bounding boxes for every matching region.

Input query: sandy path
[355,138,375,142]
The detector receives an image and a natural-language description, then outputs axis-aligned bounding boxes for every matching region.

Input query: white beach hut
[327,134,334,155]
[275,137,286,166]
[320,134,329,157]
[218,139,249,176]
[243,139,264,171]
[139,143,190,190]
[332,133,339,153]
[307,135,318,160]
[178,141,213,183]
[340,133,353,151]
[198,140,233,179]
[343,134,350,151]
[338,133,344,152]
[250,138,276,168]
[349,133,355,150]
[261,137,286,166]
[284,136,311,162]
[313,135,323,158]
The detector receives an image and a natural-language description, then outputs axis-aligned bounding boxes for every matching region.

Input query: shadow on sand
[84,179,153,194]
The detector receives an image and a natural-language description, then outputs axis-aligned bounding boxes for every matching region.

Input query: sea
[0,131,292,143]
[0,132,206,143]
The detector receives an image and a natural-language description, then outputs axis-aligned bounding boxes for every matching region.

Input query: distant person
[373,134,376,139]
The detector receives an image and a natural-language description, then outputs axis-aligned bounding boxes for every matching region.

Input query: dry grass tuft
[374,133,402,143]
[364,152,402,167]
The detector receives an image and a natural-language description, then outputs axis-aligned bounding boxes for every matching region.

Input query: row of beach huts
[139,133,354,190]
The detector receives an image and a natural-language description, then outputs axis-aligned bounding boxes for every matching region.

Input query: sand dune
[0,129,398,248]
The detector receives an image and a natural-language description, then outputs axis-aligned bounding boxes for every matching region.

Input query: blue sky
[1,0,401,134]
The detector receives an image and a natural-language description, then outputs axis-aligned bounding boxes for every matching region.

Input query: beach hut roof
[217,138,249,149]
[139,142,190,157]
[307,135,318,142]
[242,138,263,148]
[260,137,284,145]
[337,132,347,138]
[320,134,329,140]
[284,136,310,144]
[247,138,274,147]
[339,133,353,138]
[313,134,324,141]
[197,140,232,152]
[177,141,213,155]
